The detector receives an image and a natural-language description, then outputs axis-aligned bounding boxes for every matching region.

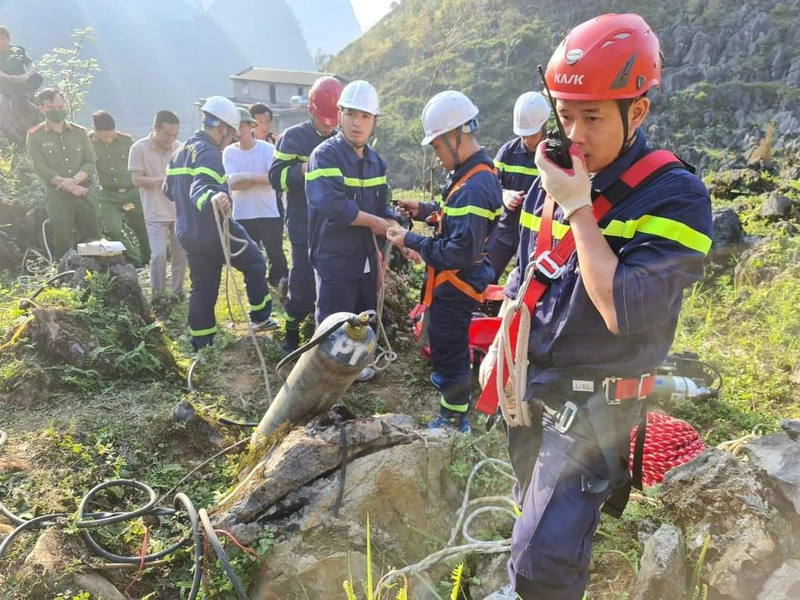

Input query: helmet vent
[601,40,615,49]
[609,53,638,90]
[615,32,631,39]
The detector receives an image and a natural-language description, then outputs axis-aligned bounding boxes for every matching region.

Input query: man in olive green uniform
[27,88,100,259]
[90,111,150,266]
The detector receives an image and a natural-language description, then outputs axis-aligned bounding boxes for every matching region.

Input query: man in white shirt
[129,110,187,299]
[223,108,288,291]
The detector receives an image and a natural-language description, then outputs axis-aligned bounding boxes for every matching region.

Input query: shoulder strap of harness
[422,162,497,307]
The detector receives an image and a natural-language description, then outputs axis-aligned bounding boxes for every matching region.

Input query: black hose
[199,508,250,600]
[0,512,68,559]
[174,493,203,600]
[28,270,76,302]
[0,432,245,599]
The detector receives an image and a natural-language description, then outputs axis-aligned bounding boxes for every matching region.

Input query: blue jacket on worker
[163,130,233,251]
[164,128,272,349]
[405,148,503,417]
[488,137,539,282]
[269,120,330,246]
[305,132,398,323]
[503,129,713,598]
[406,148,503,297]
[505,130,713,388]
[269,120,334,328]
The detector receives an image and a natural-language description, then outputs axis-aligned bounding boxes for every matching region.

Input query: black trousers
[239,217,289,287]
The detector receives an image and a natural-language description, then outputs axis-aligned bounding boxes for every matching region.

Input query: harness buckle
[533,250,566,281]
[603,373,651,405]
[554,401,578,434]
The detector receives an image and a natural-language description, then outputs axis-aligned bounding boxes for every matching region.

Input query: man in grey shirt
[129,110,187,299]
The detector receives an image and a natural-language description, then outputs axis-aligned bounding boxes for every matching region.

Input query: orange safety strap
[423,163,497,307]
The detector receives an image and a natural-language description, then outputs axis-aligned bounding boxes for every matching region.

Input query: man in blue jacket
[305,80,400,381]
[489,91,550,283]
[163,96,276,351]
[387,91,503,434]
[478,14,714,599]
[269,76,343,354]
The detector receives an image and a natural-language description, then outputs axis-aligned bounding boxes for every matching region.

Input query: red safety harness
[477,149,685,414]
[475,149,688,517]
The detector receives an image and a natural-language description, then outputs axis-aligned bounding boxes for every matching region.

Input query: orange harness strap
[423,163,497,307]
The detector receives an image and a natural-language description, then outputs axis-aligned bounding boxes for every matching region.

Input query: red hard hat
[309,76,344,127]
[545,13,662,102]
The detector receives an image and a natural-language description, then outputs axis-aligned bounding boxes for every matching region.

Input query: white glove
[479,344,498,390]
[534,142,592,219]
[502,189,524,211]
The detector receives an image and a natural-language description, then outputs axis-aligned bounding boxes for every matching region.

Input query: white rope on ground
[374,458,517,594]
[212,202,273,406]
[371,234,398,373]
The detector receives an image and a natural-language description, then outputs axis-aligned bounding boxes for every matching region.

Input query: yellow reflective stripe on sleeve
[195,189,213,211]
[442,205,503,220]
[343,175,387,188]
[519,210,570,239]
[166,166,227,184]
[495,160,539,177]
[440,396,469,413]
[603,215,712,255]
[190,325,218,337]
[280,166,290,190]
[305,167,344,181]
[520,210,712,254]
[274,150,308,162]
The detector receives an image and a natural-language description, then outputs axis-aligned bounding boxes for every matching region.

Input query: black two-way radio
[537,64,573,169]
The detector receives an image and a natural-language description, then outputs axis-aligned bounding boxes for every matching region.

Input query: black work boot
[281,327,300,356]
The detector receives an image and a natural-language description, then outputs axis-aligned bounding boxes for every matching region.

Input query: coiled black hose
[0,431,250,599]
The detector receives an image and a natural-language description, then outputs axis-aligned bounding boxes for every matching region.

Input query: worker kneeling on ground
[164,96,276,351]
[387,91,503,434]
[305,80,400,382]
[487,91,550,283]
[477,14,713,599]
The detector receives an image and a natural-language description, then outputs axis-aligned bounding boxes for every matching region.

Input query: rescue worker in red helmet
[478,14,713,599]
[269,76,344,354]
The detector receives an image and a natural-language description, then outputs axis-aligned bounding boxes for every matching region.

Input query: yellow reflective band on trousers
[305,168,387,188]
[520,210,712,255]
[494,160,539,177]
[190,325,218,337]
[166,166,227,185]
[250,295,271,312]
[273,150,309,162]
[443,205,503,220]
[195,190,213,211]
[440,396,469,413]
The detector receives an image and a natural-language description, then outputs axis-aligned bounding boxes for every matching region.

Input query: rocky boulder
[660,449,797,600]
[213,412,462,599]
[760,191,794,220]
[634,524,687,600]
[742,427,800,515]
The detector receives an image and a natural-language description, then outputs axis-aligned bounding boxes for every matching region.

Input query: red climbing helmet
[544,13,662,102]
[308,76,344,127]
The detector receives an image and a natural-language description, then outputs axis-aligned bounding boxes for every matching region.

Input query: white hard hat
[420,90,479,146]
[201,96,241,130]
[338,80,380,116]
[513,92,551,137]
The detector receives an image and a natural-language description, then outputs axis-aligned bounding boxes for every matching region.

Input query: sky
[350,0,394,31]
